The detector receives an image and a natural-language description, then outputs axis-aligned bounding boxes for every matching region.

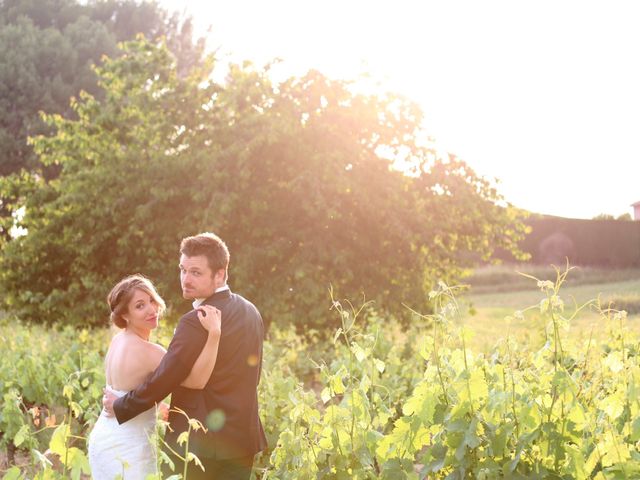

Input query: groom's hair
[180,232,230,276]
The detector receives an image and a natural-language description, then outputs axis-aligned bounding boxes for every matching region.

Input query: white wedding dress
[88,386,158,480]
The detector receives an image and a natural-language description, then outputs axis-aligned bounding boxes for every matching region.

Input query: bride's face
[122,288,160,333]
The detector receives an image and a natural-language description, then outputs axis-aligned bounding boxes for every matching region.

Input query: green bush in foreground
[2,269,640,479]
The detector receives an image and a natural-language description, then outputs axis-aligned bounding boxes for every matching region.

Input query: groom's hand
[102,388,117,417]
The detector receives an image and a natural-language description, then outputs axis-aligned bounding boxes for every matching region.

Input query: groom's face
[179,254,217,300]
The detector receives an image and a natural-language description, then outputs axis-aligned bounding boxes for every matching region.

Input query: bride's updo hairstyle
[107,274,166,329]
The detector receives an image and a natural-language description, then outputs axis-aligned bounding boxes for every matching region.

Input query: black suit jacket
[113,288,267,460]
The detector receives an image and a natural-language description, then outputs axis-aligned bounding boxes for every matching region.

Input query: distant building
[633,201,640,220]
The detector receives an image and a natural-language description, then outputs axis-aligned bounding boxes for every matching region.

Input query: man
[103,232,267,479]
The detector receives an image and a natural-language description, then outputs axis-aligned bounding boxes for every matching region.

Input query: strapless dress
[88,386,158,480]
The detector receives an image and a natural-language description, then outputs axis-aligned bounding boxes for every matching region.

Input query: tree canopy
[0,0,205,239]
[0,38,528,330]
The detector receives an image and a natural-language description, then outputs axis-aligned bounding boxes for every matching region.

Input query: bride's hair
[107,274,166,328]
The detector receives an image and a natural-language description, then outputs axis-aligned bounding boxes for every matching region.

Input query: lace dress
[88,386,158,480]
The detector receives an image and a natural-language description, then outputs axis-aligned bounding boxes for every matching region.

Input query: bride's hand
[196,305,221,337]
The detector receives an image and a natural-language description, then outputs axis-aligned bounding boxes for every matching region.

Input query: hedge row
[496,215,640,267]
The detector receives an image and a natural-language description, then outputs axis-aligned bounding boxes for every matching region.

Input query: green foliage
[0,12,111,175]
[0,0,205,177]
[0,38,527,328]
[2,272,640,478]
[263,271,640,479]
[0,0,206,244]
[0,317,106,479]
[0,37,215,323]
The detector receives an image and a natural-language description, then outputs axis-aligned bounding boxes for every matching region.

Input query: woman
[88,274,221,479]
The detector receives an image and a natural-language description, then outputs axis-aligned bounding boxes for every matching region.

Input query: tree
[0,15,114,170]
[0,39,528,329]
[592,213,615,220]
[0,0,205,236]
[592,213,633,221]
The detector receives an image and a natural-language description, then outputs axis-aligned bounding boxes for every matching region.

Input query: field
[2,264,640,479]
[461,265,640,352]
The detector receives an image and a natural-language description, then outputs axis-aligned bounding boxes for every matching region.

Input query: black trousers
[162,453,254,480]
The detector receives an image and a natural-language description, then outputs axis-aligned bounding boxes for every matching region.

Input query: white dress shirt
[192,285,230,309]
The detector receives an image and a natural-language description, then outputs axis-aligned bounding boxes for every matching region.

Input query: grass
[457,265,640,352]
[465,264,640,294]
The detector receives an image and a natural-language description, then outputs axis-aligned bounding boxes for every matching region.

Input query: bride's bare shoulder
[139,341,166,369]
[108,333,164,359]
[106,330,126,351]
[145,341,167,356]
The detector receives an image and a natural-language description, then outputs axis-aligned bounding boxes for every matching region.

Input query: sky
[162,0,640,219]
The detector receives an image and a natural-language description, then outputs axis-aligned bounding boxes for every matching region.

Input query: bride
[88,274,221,479]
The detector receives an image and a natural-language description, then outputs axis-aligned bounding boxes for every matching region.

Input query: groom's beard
[181,285,196,299]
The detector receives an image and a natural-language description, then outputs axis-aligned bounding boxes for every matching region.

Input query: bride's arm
[181,305,222,389]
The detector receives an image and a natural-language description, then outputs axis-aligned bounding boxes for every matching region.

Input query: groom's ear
[214,268,226,283]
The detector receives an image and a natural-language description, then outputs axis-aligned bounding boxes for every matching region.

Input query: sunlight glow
[163,0,640,219]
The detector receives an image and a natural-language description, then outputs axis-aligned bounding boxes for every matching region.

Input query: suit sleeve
[113,314,207,424]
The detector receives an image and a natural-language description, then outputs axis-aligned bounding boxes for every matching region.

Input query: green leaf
[631,416,640,442]
[351,343,367,362]
[318,432,333,450]
[330,373,345,395]
[186,452,204,471]
[1,466,22,480]
[564,443,587,480]
[49,423,70,457]
[467,370,489,401]
[567,404,588,431]
[490,424,512,457]
[69,401,82,418]
[600,392,624,420]
[464,417,481,449]
[176,431,189,446]
[66,447,91,477]
[158,450,176,472]
[13,424,29,447]
[360,373,371,393]
[321,387,332,404]
[603,352,624,373]
[62,385,74,400]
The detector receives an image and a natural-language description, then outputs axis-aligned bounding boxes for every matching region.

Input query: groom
[103,232,267,479]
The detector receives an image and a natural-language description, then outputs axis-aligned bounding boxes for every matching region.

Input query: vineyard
[2,270,640,479]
